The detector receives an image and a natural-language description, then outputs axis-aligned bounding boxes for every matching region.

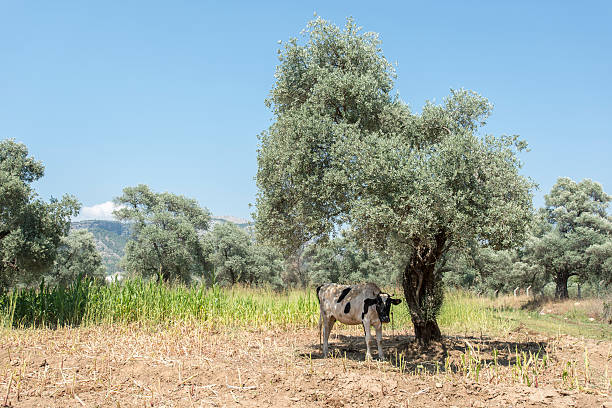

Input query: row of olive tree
[0,135,403,291]
[111,184,283,287]
[112,183,399,288]
[443,177,611,299]
[0,139,105,292]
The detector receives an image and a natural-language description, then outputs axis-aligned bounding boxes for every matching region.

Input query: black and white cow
[316,283,401,360]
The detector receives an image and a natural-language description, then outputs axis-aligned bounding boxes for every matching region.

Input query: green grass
[1,279,611,340]
[438,291,515,335]
[1,278,321,329]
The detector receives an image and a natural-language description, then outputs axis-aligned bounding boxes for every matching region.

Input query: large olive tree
[255,18,534,344]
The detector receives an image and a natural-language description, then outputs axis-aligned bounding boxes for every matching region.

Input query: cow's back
[317,283,381,325]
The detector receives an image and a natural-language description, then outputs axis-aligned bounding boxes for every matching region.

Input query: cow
[316,283,401,360]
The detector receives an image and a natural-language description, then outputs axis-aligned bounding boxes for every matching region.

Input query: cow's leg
[318,308,323,352]
[374,321,384,360]
[321,313,329,357]
[363,320,373,360]
[322,315,335,357]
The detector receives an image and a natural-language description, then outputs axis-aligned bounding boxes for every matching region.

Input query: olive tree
[255,18,533,344]
[206,222,252,285]
[114,185,210,282]
[533,178,611,298]
[50,229,105,286]
[205,222,285,287]
[0,139,80,291]
[250,243,285,289]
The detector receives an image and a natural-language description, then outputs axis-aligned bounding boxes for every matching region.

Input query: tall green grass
[1,278,92,328]
[1,279,610,339]
[438,291,515,335]
[1,278,324,329]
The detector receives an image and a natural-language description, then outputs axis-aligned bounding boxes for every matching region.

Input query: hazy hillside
[71,220,132,274]
[71,217,252,275]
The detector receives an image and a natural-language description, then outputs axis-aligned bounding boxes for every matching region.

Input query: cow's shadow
[300,332,549,374]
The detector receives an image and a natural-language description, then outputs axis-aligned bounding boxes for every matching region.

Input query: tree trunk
[413,320,442,343]
[555,272,569,299]
[401,234,446,345]
[402,262,443,345]
[153,242,170,282]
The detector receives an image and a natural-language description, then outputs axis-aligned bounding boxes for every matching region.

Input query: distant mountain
[210,215,253,231]
[71,217,252,275]
[71,220,132,274]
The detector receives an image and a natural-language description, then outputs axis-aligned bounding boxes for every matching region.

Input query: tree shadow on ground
[300,331,549,374]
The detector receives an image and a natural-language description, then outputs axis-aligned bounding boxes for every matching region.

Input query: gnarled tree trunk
[555,271,570,299]
[402,233,446,345]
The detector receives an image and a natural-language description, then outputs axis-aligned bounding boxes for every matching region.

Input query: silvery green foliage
[532,178,611,298]
[256,17,534,341]
[442,247,518,294]
[303,234,398,287]
[250,244,284,289]
[206,222,251,285]
[587,240,612,286]
[442,237,548,296]
[0,139,80,291]
[114,185,210,283]
[50,229,105,286]
[204,222,284,288]
[256,18,533,254]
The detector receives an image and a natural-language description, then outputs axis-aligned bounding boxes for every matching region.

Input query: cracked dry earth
[1,324,611,407]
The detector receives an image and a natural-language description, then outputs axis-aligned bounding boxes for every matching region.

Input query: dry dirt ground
[1,324,611,407]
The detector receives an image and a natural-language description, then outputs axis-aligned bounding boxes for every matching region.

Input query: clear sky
[1,1,610,220]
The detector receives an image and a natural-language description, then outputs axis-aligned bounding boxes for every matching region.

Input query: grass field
[2,279,611,339]
[1,280,611,407]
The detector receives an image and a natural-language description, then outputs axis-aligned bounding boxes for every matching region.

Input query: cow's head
[376,293,402,323]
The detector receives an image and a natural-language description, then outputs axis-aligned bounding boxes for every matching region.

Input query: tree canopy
[205,222,252,286]
[256,17,534,343]
[114,184,211,283]
[204,222,284,288]
[50,229,105,286]
[303,234,398,287]
[0,139,80,291]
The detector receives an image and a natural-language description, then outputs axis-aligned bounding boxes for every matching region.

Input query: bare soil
[1,324,611,407]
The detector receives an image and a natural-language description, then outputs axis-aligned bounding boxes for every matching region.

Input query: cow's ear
[391,298,402,305]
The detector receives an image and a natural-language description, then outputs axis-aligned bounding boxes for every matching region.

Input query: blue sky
[1,1,610,220]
